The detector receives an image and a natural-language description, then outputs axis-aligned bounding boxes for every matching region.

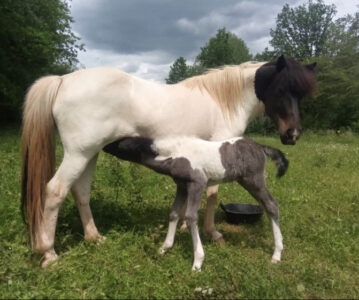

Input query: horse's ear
[306,62,317,71]
[276,55,287,72]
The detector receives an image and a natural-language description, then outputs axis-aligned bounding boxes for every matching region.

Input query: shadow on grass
[55,198,168,244]
[54,195,272,261]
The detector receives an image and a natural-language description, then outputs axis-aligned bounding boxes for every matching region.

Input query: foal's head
[255,55,317,145]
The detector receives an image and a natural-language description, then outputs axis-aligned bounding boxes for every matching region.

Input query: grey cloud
[71,0,300,60]
[72,0,240,58]
[70,0,356,82]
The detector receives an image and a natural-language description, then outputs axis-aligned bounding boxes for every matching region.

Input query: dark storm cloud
[72,0,230,57]
[71,0,297,59]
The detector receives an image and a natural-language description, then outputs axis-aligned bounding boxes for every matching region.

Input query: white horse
[21,55,316,267]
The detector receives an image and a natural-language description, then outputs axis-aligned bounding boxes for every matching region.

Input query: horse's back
[58,67,133,102]
[53,67,148,150]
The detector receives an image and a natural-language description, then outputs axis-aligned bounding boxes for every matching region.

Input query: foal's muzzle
[280,128,301,145]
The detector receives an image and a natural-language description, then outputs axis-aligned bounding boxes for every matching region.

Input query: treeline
[0,0,82,122]
[1,0,358,131]
[166,1,359,132]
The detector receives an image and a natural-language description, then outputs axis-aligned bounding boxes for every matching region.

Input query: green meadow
[0,126,358,299]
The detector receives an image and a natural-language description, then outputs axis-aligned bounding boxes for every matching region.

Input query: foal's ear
[276,55,287,72]
[305,62,317,71]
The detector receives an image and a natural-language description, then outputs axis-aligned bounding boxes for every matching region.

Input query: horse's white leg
[203,185,224,243]
[71,154,104,243]
[185,182,205,271]
[38,152,95,268]
[159,184,187,254]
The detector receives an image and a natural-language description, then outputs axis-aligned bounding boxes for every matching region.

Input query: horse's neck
[230,77,264,136]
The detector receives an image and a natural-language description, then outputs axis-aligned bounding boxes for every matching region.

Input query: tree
[197,28,251,68]
[325,11,359,56]
[165,57,189,84]
[301,9,359,131]
[269,0,336,59]
[166,28,253,84]
[0,0,83,121]
[254,47,277,62]
[228,32,252,64]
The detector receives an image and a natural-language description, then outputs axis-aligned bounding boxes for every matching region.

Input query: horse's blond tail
[21,75,62,248]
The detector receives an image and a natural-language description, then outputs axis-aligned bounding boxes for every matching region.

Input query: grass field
[0,126,358,299]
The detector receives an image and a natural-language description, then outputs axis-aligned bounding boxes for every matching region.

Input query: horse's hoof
[210,231,224,243]
[85,234,106,245]
[41,251,58,268]
[271,258,280,264]
[215,236,225,245]
[95,235,106,245]
[180,223,188,231]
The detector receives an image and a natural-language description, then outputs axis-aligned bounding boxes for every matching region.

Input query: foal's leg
[203,185,224,243]
[185,182,205,271]
[240,176,283,263]
[71,154,104,243]
[38,152,95,267]
[258,189,283,263]
[159,184,187,254]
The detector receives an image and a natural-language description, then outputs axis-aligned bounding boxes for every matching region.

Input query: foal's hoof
[271,258,280,264]
[158,247,167,255]
[192,265,202,272]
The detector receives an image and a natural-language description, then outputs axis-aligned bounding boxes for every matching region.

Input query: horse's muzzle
[280,128,301,145]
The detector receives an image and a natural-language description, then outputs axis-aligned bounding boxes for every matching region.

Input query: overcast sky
[70,0,358,82]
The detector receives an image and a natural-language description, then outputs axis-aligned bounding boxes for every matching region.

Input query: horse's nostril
[286,128,294,137]
[287,128,301,138]
[285,128,301,143]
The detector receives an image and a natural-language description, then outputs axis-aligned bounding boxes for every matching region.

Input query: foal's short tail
[21,75,62,247]
[262,146,289,178]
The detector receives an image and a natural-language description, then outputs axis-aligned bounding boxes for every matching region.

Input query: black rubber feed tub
[220,202,264,224]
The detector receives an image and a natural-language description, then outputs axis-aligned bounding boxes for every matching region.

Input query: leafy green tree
[299,8,359,131]
[254,47,277,62]
[301,52,359,131]
[0,0,83,121]
[165,57,189,84]
[197,28,251,68]
[228,32,252,64]
[269,0,336,59]
[325,11,359,56]
[186,64,204,78]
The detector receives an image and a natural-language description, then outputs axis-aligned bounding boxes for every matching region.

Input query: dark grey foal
[103,136,289,270]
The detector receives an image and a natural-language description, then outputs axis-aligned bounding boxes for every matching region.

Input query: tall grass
[0,127,358,299]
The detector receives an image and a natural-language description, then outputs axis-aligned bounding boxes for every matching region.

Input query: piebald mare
[103,136,289,271]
